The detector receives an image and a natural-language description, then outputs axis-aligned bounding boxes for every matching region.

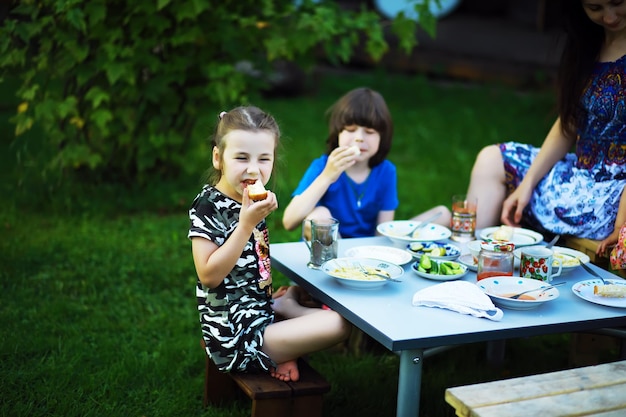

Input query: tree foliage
[0,0,434,184]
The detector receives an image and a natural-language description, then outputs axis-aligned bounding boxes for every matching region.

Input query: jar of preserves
[477,241,515,281]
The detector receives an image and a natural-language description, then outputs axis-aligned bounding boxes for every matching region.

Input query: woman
[467,0,626,256]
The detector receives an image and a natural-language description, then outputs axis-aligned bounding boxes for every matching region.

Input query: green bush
[0,0,434,184]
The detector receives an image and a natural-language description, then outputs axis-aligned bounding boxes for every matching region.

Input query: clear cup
[450,194,477,242]
[302,218,339,269]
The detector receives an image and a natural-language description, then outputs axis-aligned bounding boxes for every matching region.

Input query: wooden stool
[201,339,331,417]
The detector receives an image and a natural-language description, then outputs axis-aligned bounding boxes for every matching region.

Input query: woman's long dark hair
[557,1,605,138]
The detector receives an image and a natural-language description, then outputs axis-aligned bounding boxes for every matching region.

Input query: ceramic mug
[519,246,562,282]
[302,218,339,269]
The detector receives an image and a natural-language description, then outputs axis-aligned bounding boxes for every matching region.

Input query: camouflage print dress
[188,185,275,373]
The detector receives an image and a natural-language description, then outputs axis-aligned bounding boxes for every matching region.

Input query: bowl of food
[406,241,461,261]
[476,276,560,310]
[411,255,468,281]
[377,220,451,246]
[321,257,404,290]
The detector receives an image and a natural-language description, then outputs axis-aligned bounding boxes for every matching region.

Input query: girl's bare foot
[271,359,300,382]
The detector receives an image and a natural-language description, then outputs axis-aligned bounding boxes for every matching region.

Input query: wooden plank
[446,360,626,417]
[472,384,626,417]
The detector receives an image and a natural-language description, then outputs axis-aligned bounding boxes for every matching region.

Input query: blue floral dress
[500,54,626,240]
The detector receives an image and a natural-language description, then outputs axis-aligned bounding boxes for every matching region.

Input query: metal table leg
[397,348,423,417]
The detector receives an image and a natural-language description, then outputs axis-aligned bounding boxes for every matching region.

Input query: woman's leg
[263,287,351,381]
[467,145,507,229]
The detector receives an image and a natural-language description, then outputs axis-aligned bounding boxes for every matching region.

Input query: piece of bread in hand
[349,145,361,156]
[247,180,268,201]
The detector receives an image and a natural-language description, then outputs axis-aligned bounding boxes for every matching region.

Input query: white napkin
[412,281,503,321]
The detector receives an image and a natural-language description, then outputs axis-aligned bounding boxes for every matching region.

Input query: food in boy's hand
[247,180,268,201]
[593,284,626,298]
[492,225,514,241]
[416,254,465,276]
[349,145,361,156]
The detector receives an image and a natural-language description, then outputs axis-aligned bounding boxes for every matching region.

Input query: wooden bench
[445,359,626,417]
[201,340,331,417]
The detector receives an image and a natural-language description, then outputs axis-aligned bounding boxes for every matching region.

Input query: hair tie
[219,111,227,120]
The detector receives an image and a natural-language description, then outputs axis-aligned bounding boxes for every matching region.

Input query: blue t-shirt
[292,156,399,237]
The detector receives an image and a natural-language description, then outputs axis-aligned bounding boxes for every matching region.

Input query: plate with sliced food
[572,279,626,308]
[411,255,468,281]
[406,241,461,261]
[479,226,543,247]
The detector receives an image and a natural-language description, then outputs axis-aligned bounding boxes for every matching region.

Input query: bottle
[477,241,515,281]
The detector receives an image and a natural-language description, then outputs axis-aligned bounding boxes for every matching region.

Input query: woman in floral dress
[467,0,626,257]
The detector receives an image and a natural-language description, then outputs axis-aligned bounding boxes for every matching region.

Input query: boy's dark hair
[324,87,393,168]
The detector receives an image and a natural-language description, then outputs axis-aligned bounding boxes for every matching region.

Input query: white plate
[345,245,413,265]
[513,246,590,274]
[480,227,544,247]
[406,242,461,261]
[411,260,468,281]
[572,279,626,308]
[477,277,560,310]
[458,253,478,271]
[377,220,452,245]
[321,257,404,290]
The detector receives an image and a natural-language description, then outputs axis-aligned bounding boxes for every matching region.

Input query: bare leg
[264,287,351,381]
[467,145,507,229]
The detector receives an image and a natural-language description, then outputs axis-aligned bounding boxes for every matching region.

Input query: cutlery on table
[402,211,443,237]
[545,234,560,249]
[354,263,402,282]
[579,261,610,285]
[508,281,566,299]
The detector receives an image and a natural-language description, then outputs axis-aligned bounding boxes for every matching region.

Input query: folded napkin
[412,281,503,321]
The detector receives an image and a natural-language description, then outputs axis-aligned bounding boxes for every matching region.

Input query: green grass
[1,68,619,417]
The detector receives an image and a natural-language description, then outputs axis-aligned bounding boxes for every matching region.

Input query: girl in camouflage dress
[189,106,350,382]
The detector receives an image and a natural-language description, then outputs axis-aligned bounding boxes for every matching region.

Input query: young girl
[282,87,399,238]
[188,106,350,381]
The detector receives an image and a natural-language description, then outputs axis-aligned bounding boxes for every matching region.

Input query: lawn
[2,67,618,417]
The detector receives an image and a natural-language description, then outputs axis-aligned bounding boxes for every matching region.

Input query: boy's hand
[322,146,359,183]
